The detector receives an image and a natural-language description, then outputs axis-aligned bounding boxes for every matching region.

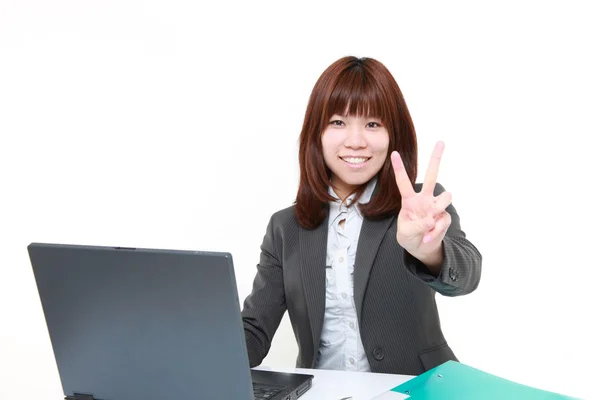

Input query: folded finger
[423,212,451,244]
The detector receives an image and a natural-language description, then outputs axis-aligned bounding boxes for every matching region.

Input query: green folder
[388,361,579,399]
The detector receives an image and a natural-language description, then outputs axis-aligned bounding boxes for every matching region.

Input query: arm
[241,214,287,367]
[403,183,482,296]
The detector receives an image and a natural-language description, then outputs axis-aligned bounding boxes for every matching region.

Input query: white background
[1,1,599,399]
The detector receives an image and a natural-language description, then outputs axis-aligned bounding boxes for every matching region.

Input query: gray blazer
[241,183,482,375]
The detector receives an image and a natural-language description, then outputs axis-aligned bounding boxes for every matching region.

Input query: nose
[344,125,367,149]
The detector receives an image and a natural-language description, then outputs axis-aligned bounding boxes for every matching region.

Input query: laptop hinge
[65,394,100,400]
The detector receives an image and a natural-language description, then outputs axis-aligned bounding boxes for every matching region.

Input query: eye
[329,120,344,127]
[366,121,381,128]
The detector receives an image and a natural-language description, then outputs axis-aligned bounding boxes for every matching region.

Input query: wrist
[409,243,444,275]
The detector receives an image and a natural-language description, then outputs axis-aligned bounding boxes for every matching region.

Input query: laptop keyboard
[253,383,284,399]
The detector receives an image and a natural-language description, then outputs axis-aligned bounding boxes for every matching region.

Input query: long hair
[295,56,418,229]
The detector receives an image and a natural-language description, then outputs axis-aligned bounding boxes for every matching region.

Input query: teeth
[343,157,368,164]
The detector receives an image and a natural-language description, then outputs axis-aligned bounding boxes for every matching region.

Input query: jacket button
[373,347,384,361]
[449,267,459,281]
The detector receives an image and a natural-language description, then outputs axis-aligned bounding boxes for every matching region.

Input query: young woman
[241,56,482,375]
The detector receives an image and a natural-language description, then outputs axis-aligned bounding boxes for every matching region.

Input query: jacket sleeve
[403,183,482,297]
[241,214,287,367]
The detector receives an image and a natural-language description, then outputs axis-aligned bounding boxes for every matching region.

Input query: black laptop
[28,243,313,400]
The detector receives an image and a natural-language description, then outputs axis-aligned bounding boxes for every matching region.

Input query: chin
[339,172,375,186]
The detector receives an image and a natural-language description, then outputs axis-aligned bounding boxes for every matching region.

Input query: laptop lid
[28,242,257,400]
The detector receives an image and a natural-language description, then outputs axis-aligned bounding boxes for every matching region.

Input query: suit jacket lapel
[353,215,396,324]
[299,219,328,362]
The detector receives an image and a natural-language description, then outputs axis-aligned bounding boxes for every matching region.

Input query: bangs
[326,66,388,123]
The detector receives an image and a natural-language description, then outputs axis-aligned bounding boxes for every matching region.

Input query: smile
[340,156,370,168]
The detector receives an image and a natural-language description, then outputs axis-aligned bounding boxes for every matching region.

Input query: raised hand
[391,141,452,265]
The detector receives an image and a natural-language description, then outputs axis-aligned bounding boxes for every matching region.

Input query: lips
[340,156,370,168]
[340,156,370,164]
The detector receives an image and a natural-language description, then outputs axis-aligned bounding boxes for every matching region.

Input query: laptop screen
[29,243,255,400]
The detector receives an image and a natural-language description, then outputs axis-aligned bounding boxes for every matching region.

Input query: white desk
[37,365,412,399]
[254,366,413,400]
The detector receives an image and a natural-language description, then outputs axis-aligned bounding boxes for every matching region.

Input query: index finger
[422,141,445,195]
[391,151,415,197]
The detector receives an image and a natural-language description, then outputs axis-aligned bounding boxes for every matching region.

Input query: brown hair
[294,56,418,229]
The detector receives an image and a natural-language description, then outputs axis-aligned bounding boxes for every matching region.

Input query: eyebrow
[330,114,383,121]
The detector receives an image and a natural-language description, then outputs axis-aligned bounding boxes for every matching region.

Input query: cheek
[320,137,335,168]
[372,132,390,153]
[321,130,342,154]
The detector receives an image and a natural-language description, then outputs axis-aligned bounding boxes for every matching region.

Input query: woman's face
[321,113,389,200]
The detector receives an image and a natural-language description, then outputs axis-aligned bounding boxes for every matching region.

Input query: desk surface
[254,366,413,400]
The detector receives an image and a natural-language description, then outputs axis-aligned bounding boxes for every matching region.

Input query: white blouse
[315,178,377,372]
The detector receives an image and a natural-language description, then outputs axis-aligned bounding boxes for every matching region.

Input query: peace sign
[391,141,452,260]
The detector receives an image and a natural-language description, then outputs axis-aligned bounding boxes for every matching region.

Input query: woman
[241,56,482,375]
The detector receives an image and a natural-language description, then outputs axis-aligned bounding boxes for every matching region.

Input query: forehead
[328,101,384,122]
[327,79,385,120]
[335,104,382,118]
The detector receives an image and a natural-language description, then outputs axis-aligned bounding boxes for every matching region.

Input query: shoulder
[413,182,447,196]
[261,205,300,248]
[267,204,299,230]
